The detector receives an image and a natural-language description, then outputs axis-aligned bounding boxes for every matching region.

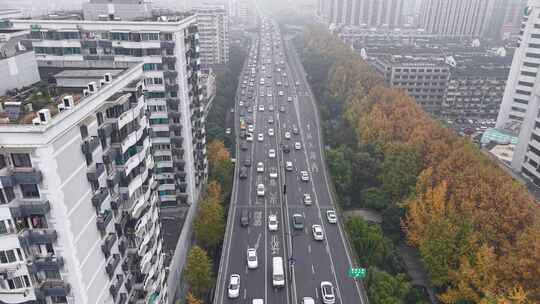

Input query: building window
[518,81,534,87]
[11,153,31,168]
[514,98,529,104]
[0,187,15,205]
[20,184,39,198]
[163,33,173,41]
[0,155,5,169]
[516,89,532,96]
[524,61,540,68]
[89,48,97,54]
[511,106,527,113]
[521,71,537,77]
[0,250,17,264]
[526,52,540,58]
[0,221,8,235]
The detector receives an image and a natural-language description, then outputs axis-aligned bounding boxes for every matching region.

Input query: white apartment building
[496,0,540,185]
[0,62,167,304]
[11,16,207,208]
[193,5,230,65]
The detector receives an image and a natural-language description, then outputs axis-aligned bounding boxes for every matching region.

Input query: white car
[268,149,276,158]
[294,142,302,150]
[268,128,274,136]
[312,225,324,241]
[246,133,253,142]
[320,281,335,304]
[259,105,265,112]
[268,214,278,231]
[247,248,258,269]
[287,96,293,102]
[269,168,278,179]
[303,194,312,205]
[300,171,309,181]
[239,100,244,106]
[284,132,291,139]
[257,162,265,173]
[248,124,255,133]
[258,133,264,142]
[252,299,264,304]
[279,90,284,96]
[326,210,337,224]
[267,92,273,97]
[228,274,240,298]
[257,184,265,196]
[301,297,315,304]
[225,128,231,134]
[285,161,293,171]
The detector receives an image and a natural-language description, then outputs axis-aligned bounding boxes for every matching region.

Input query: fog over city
[0,1,538,304]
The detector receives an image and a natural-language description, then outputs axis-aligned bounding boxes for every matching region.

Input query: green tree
[186,292,204,304]
[360,187,390,211]
[193,195,225,251]
[367,267,411,304]
[378,143,422,203]
[346,216,394,269]
[326,145,353,202]
[184,246,214,298]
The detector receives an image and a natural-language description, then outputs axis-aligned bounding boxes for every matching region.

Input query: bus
[272,256,285,287]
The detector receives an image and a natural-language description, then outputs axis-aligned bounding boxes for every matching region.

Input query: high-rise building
[0,62,167,304]
[496,0,540,185]
[10,16,207,302]
[318,0,404,28]
[419,0,496,37]
[83,0,153,21]
[236,0,257,27]
[192,5,230,65]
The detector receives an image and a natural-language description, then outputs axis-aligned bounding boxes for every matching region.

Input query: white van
[272,257,285,287]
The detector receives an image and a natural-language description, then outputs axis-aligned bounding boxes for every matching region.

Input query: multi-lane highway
[214,17,369,304]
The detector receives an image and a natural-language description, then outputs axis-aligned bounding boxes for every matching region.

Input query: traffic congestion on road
[215,16,368,304]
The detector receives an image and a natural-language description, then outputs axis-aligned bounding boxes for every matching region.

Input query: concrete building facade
[496,0,540,186]
[0,62,167,304]
[372,55,450,115]
[419,0,496,37]
[319,0,404,28]
[193,6,229,65]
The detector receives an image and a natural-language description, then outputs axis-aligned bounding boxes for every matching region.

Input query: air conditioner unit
[63,95,74,109]
[104,73,112,83]
[100,79,106,88]
[32,117,41,125]
[57,103,66,112]
[38,109,51,124]
[87,82,97,93]
[83,89,90,97]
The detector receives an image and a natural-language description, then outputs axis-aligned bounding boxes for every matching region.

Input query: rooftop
[0,67,130,125]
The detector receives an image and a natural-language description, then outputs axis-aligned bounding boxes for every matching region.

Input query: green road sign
[348,267,367,279]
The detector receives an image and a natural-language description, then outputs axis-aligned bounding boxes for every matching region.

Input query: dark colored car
[240,167,248,179]
[282,144,290,153]
[241,142,248,151]
[244,158,252,167]
[240,210,250,227]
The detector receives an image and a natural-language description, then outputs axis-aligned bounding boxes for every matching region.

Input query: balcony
[29,256,64,272]
[96,209,113,232]
[160,41,175,49]
[81,136,100,155]
[101,232,117,258]
[165,83,179,91]
[87,163,106,183]
[36,280,71,298]
[162,56,176,65]
[9,200,50,217]
[11,169,43,184]
[106,254,121,278]
[19,229,57,245]
[163,71,178,79]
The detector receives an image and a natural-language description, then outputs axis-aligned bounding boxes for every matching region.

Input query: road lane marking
[255,233,262,250]
[312,264,315,274]
[308,244,311,253]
